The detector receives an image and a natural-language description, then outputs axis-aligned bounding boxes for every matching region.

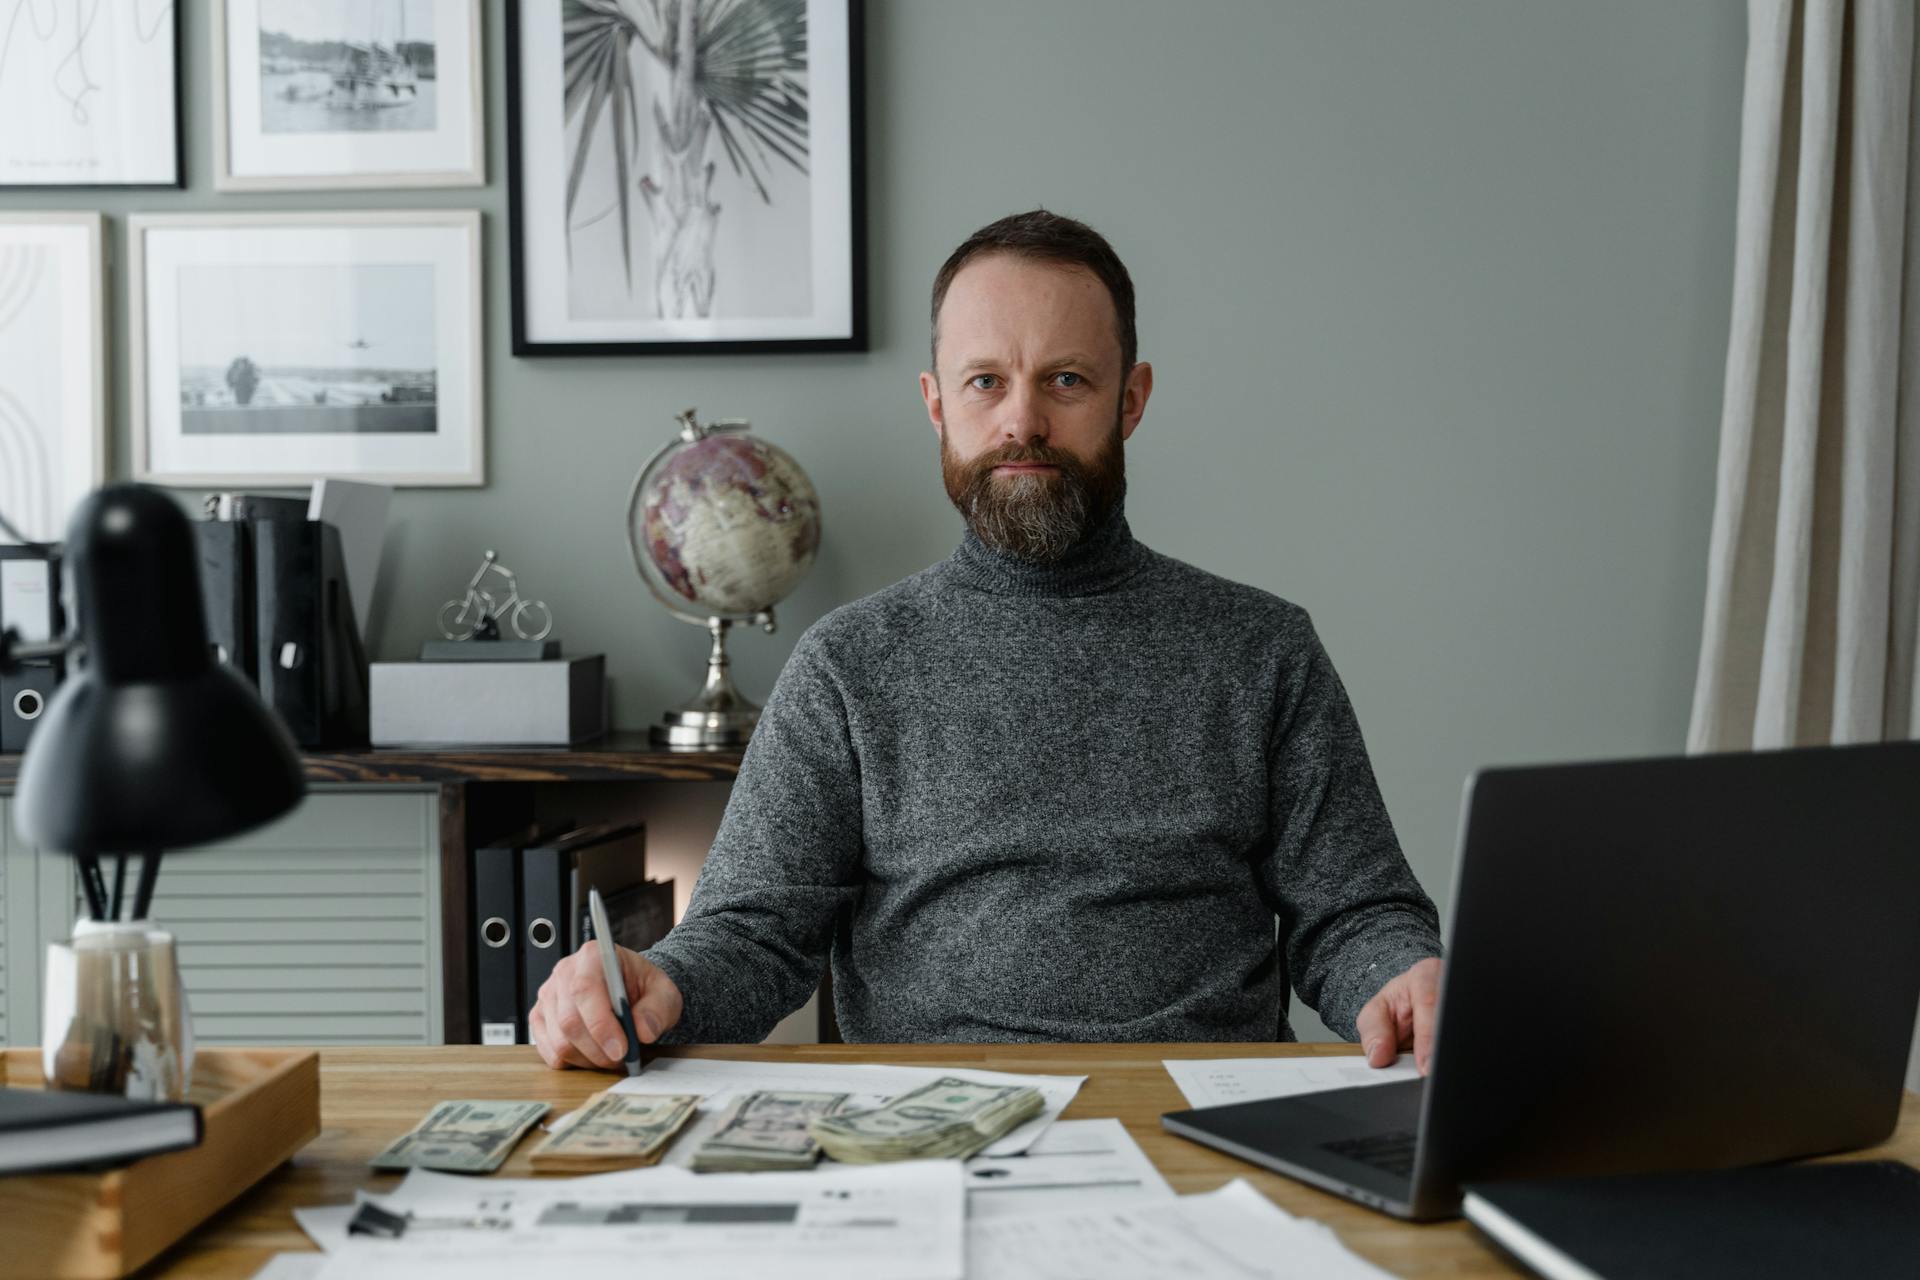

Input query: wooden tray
[0,1047,320,1279]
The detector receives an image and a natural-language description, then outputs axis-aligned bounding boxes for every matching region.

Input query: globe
[631,426,822,618]
[624,412,822,747]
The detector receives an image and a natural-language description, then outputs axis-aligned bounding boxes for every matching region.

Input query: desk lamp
[2,484,305,922]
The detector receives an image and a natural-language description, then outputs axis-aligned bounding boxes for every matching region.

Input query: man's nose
[1000,383,1047,447]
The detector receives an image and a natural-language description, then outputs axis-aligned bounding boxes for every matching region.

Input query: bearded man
[531,210,1446,1072]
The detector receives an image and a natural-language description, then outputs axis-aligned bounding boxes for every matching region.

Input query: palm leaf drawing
[561,0,810,310]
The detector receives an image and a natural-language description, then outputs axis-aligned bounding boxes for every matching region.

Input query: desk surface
[156,1042,1920,1279]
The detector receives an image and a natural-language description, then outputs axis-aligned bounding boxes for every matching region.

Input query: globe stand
[652,613,774,748]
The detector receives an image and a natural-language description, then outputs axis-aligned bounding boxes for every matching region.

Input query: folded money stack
[528,1090,700,1173]
[807,1077,1045,1164]
[370,1100,550,1173]
[689,1090,852,1172]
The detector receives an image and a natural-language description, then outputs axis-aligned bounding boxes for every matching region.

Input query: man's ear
[1119,360,1154,441]
[920,370,945,435]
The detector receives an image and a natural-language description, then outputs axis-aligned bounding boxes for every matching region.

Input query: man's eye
[1054,372,1083,388]
[969,374,999,391]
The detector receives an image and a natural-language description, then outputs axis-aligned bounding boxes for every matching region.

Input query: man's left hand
[1355,957,1444,1075]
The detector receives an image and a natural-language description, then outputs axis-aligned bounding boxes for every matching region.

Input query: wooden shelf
[0,732,743,788]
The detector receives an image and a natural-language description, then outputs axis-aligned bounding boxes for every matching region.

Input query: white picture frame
[0,213,109,545]
[0,5,181,188]
[213,0,485,191]
[129,210,485,488]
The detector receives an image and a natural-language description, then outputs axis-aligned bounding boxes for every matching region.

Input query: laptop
[1162,741,1920,1220]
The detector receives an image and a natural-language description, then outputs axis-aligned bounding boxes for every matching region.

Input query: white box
[370,655,606,746]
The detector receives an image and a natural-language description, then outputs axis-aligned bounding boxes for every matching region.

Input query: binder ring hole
[480,916,511,948]
[13,689,43,721]
[528,917,556,950]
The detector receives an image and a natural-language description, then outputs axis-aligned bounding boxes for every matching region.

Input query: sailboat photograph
[258,0,438,134]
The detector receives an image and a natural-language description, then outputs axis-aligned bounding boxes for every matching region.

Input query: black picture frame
[0,2,185,190]
[505,0,867,356]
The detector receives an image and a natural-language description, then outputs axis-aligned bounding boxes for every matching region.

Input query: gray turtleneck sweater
[643,505,1443,1044]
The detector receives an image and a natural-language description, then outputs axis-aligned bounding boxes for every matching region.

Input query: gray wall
[2,1,1745,1039]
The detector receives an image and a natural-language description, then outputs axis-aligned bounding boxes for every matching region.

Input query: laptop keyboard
[1320,1129,1419,1178]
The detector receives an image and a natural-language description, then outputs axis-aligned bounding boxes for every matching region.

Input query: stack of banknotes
[807,1077,1045,1163]
[369,1100,551,1173]
[528,1091,701,1172]
[689,1090,853,1171]
[368,1076,1045,1175]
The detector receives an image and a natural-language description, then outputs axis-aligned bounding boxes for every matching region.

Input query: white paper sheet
[1162,1055,1419,1110]
[965,1178,1395,1279]
[609,1057,1086,1157]
[964,1118,1173,1219]
[310,1159,964,1280]
[290,1202,357,1254]
[250,1255,328,1280]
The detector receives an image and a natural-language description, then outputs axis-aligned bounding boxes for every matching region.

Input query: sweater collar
[943,501,1148,598]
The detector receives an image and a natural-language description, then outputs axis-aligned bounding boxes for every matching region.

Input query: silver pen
[588,887,643,1077]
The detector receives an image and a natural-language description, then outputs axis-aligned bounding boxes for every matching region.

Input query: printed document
[309,1159,965,1280]
[1163,1054,1417,1109]
[966,1178,1395,1279]
[965,1118,1173,1218]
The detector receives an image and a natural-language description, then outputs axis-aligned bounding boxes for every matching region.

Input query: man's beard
[940,407,1128,564]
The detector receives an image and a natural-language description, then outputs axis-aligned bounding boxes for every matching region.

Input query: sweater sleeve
[1260,611,1443,1040]
[641,625,864,1043]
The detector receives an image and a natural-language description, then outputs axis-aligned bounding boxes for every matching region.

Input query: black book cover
[1464,1160,1920,1280]
[0,1087,202,1174]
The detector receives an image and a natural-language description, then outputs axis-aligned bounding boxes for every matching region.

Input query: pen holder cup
[42,920,195,1102]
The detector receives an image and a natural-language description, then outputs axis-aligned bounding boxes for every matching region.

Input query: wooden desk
[141,1042,1920,1279]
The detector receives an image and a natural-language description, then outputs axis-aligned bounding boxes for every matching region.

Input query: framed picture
[213,0,485,190]
[507,0,867,355]
[0,4,182,187]
[0,214,108,544]
[129,211,484,488]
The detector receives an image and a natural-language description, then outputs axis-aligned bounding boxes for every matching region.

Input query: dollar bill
[528,1090,700,1173]
[689,1089,852,1172]
[370,1100,549,1173]
[808,1077,1044,1164]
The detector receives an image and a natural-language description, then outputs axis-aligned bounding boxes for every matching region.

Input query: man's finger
[626,953,679,1043]
[529,1005,569,1070]
[1411,983,1440,1076]
[564,956,626,1065]
[1355,995,1397,1067]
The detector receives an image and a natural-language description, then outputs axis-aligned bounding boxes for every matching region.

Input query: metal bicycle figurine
[438,550,553,642]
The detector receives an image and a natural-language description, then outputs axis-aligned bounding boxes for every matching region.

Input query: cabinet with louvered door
[24,789,444,1047]
[154,788,444,1046]
[0,796,76,1046]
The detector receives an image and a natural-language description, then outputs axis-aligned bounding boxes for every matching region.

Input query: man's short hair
[929,209,1137,374]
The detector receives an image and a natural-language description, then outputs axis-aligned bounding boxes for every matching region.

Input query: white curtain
[1687,0,1920,1088]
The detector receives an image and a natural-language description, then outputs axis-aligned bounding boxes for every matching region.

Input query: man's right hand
[529,941,684,1070]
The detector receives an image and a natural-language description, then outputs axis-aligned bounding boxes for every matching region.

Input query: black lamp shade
[13,485,305,853]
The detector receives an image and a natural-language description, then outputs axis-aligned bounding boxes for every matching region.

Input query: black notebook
[1463,1161,1920,1280]
[0,1086,203,1174]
